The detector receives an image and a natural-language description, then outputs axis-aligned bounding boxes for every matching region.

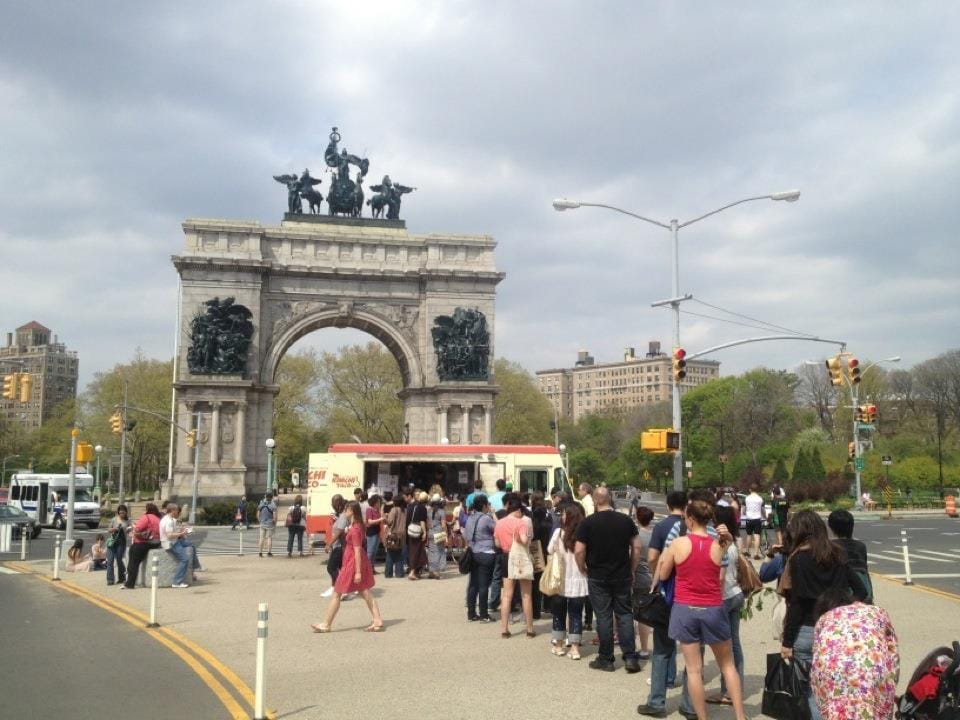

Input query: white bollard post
[255,602,268,720]
[239,528,244,557]
[147,553,160,627]
[52,535,62,581]
[901,529,913,586]
[20,527,28,560]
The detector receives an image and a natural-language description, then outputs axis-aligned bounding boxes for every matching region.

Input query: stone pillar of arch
[169,214,503,503]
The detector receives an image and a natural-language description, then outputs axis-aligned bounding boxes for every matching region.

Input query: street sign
[718,454,728,464]
[857,423,876,431]
[855,457,865,472]
[882,486,894,501]
[685,461,693,469]
[643,470,651,481]
[881,455,892,466]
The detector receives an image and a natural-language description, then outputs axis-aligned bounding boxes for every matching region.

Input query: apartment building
[0,322,79,428]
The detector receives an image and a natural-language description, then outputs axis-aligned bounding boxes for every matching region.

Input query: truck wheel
[53,515,65,530]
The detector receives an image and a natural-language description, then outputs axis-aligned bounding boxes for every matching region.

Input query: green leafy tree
[792,447,810,483]
[273,350,328,480]
[569,447,605,486]
[492,359,554,444]
[809,446,826,482]
[772,458,789,483]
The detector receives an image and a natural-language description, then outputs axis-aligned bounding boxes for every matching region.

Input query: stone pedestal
[171,215,503,502]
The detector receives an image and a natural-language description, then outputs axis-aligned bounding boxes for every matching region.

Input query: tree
[273,350,328,478]
[84,352,174,491]
[772,458,789,483]
[792,447,810,482]
[492,359,554,444]
[809,446,826,482]
[796,363,837,438]
[569,448,605,486]
[317,343,404,443]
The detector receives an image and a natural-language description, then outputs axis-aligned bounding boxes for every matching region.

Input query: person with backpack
[258,492,277,558]
[286,495,306,557]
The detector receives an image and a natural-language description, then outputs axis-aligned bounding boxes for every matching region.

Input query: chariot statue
[324,127,369,217]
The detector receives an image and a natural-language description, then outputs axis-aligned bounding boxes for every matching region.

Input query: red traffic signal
[672,347,687,381]
[673,348,686,360]
[848,356,861,383]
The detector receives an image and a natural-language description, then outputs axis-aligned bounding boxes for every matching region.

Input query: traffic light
[110,411,123,434]
[185,429,197,448]
[848,441,856,460]
[825,356,843,386]
[18,373,32,402]
[672,347,687,382]
[641,428,680,453]
[848,356,861,384]
[76,442,94,463]
[3,373,20,400]
[866,404,878,424]
[854,405,865,423]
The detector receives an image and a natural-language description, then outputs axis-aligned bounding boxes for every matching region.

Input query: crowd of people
[309,478,900,719]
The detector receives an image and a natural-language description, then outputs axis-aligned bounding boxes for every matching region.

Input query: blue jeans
[719,592,745,696]
[551,595,585,644]
[169,540,193,585]
[106,543,126,584]
[385,548,404,578]
[793,624,821,720]
[467,552,496,618]
[647,622,678,710]
[365,534,380,568]
[587,577,638,663]
[489,551,504,609]
[287,526,304,554]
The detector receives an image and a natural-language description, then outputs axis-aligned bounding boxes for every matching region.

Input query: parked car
[0,503,41,539]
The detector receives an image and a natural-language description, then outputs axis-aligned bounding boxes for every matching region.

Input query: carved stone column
[235,401,246,466]
[438,405,448,443]
[210,401,222,463]
[483,405,492,444]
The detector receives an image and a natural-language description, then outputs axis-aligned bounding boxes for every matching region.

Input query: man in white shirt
[743,485,765,560]
[578,482,595,516]
[160,504,200,588]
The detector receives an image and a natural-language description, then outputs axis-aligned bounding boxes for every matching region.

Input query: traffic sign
[855,457,865,472]
[685,461,693,469]
[881,455,892,466]
[643,470,651,481]
[857,423,876,431]
[882,486,894,501]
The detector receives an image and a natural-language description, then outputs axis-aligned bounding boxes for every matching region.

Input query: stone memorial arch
[169,215,503,500]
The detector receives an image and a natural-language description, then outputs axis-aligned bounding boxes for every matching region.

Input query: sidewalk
[23,550,960,720]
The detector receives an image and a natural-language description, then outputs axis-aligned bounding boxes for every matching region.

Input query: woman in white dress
[547,503,589,660]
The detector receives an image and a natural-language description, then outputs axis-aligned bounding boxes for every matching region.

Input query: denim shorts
[668,602,731,645]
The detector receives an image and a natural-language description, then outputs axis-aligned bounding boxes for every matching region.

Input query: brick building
[536,340,720,423]
[0,322,79,428]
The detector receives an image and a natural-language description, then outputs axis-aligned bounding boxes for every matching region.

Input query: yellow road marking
[4,561,276,719]
[874,571,960,603]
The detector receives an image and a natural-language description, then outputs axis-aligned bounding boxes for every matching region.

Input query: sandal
[525,630,536,639]
[310,624,331,633]
[568,650,581,660]
[501,631,512,639]
[364,624,385,633]
[706,695,733,705]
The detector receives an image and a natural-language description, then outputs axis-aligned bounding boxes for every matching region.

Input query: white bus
[305,443,570,536]
[7,473,101,530]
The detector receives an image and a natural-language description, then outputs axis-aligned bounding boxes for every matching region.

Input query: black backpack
[290,505,302,524]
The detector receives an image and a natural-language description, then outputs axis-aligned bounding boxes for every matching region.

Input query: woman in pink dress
[312,501,384,633]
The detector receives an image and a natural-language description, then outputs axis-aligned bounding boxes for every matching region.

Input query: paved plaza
[7,536,960,720]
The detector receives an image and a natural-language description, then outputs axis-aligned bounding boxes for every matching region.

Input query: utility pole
[852,381,862,508]
[189,411,202,524]
[65,427,79,542]
[118,379,129,504]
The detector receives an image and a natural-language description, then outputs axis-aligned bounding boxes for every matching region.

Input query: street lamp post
[553,189,800,490]
[265,438,276,494]
[94,445,103,502]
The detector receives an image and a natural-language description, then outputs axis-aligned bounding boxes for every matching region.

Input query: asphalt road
[0,571,232,719]
[855,515,960,594]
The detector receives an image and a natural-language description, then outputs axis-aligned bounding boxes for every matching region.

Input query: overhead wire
[690,297,815,337]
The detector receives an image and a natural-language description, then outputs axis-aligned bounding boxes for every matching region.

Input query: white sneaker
[172,583,190,589]
[320,587,334,598]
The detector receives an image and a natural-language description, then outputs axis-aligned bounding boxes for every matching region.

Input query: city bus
[305,444,569,536]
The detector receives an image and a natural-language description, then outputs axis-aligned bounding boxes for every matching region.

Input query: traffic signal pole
[118,380,128,504]
[852,381,863,510]
[66,428,79,542]
[669,219,684,491]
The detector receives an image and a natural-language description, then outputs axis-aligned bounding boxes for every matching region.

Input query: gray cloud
[0,1,957,389]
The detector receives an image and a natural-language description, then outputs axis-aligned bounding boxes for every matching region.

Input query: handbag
[634,589,671,628]
[432,531,447,545]
[736,552,764,595]
[407,522,423,538]
[761,653,811,720]
[538,544,564,596]
[530,539,545,574]
[458,515,481,575]
[385,532,403,551]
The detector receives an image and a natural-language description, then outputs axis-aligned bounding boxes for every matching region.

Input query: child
[90,534,108,570]
[827,509,873,602]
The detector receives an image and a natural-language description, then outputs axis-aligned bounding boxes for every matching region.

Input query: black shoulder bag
[458,515,481,574]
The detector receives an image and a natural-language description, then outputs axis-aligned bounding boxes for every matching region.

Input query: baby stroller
[897,641,960,719]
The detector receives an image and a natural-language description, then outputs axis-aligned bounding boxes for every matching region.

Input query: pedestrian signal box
[75,442,94,463]
[641,429,680,453]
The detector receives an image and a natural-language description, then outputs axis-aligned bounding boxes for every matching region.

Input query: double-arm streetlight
[553,190,801,490]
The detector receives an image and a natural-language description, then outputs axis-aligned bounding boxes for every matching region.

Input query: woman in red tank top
[657,500,747,720]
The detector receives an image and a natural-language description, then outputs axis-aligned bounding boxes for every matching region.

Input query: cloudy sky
[2,2,958,388]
